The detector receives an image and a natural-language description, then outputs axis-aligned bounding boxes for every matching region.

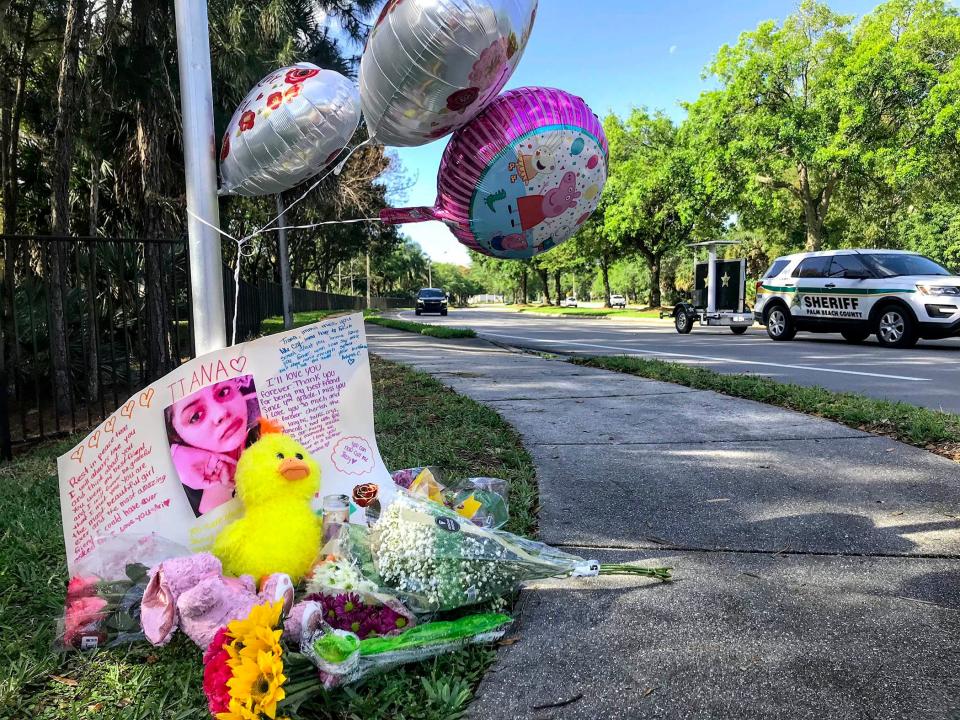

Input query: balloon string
[184,137,379,345]
[258,217,382,233]
[243,137,374,242]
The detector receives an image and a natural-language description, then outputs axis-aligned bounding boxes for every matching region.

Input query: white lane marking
[481,333,931,382]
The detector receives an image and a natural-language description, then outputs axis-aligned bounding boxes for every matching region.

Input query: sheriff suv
[754,249,960,348]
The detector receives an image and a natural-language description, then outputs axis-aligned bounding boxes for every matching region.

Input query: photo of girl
[164,376,261,517]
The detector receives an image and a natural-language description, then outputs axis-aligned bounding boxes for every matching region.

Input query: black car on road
[416,288,448,316]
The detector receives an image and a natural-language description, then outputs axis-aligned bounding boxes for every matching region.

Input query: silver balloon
[360,0,538,148]
[219,63,361,196]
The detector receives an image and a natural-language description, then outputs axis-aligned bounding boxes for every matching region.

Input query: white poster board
[57,313,394,574]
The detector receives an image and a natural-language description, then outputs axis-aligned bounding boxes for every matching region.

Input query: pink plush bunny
[141,553,294,650]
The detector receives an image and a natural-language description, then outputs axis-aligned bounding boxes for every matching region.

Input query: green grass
[260,308,383,335]
[517,305,664,319]
[573,355,960,456]
[0,356,535,720]
[364,316,477,339]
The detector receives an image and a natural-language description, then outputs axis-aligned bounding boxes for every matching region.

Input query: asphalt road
[397,308,960,413]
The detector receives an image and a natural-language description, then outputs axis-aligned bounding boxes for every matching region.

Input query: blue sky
[385,0,882,264]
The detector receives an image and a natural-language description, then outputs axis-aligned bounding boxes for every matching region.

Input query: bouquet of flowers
[367,490,672,613]
[57,563,149,651]
[202,601,320,719]
[303,591,413,640]
[304,612,513,688]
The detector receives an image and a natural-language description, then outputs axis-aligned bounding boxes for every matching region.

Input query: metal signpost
[174,0,227,354]
[275,195,294,330]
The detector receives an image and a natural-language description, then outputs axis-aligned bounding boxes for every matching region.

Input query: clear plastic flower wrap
[55,534,190,651]
[363,490,672,613]
[303,613,513,688]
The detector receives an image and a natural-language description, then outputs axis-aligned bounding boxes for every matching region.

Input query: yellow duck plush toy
[212,419,321,582]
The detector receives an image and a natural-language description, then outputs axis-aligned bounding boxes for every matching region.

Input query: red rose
[446,87,479,112]
[238,111,255,132]
[220,134,230,161]
[267,92,283,110]
[283,84,301,102]
[285,67,319,84]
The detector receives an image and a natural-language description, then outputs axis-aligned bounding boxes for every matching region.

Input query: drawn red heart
[70,446,84,462]
[229,356,247,375]
[104,417,116,433]
[120,401,136,418]
[139,388,155,408]
[162,498,170,508]
[87,431,101,449]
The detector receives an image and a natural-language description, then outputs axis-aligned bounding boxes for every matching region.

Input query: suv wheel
[841,327,871,344]
[415,308,422,316]
[875,304,918,348]
[675,310,693,334]
[765,305,796,341]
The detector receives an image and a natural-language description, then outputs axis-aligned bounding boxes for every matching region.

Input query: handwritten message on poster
[58,313,394,574]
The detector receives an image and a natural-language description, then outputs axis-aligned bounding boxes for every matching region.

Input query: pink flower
[469,37,509,88]
[66,575,99,601]
[63,595,108,648]
[202,626,232,715]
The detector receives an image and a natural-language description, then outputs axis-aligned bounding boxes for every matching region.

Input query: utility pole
[275,194,294,330]
[428,260,432,287]
[174,0,226,353]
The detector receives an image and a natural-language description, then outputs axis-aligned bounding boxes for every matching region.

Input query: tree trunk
[48,0,88,415]
[520,268,528,304]
[132,0,170,378]
[537,268,550,305]
[83,47,100,401]
[1,4,35,384]
[798,164,829,252]
[601,256,612,308]
[648,256,662,308]
[553,270,561,306]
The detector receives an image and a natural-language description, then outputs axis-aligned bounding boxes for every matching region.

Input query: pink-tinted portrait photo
[164,376,261,517]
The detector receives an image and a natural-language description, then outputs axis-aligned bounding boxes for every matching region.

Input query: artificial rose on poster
[380,87,609,259]
[219,63,360,196]
[360,0,538,147]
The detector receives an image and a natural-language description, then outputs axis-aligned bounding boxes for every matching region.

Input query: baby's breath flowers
[369,491,671,613]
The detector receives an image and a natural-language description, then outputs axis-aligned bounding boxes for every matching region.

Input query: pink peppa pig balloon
[380,87,608,259]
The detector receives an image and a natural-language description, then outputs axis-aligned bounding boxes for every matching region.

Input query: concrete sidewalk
[366,327,960,720]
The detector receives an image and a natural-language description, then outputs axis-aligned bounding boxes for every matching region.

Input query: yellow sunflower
[226,601,284,641]
[224,649,287,720]
[226,625,283,666]
[225,601,285,666]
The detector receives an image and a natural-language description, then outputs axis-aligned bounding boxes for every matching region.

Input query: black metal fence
[0,234,408,457]
[223,272,408,343]
[0,235,194,456]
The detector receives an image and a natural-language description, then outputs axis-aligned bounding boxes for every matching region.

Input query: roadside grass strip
[0,357,536,719]
[365,316,477,339]
[573,355,960,462]
[517,305,663,319]
[261,308,382,334]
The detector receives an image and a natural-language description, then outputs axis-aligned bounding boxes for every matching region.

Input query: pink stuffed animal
[140,553,294,650]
